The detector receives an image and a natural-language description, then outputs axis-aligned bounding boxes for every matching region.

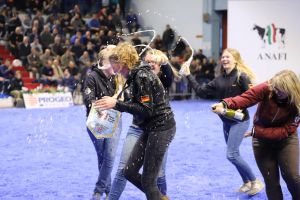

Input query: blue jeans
[109,125,168,200]
[223,120,256,183]
[87,118,122,195]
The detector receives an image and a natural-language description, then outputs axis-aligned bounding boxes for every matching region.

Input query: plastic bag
[86,105,121,139]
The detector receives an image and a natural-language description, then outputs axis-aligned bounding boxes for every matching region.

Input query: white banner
[228,0,300,84]
[23,92,73,109]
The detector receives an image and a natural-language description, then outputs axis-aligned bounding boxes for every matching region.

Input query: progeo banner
[228,0,300,84]
[23,92,73,109]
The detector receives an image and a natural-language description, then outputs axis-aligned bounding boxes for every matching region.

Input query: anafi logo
[253,23,286,48]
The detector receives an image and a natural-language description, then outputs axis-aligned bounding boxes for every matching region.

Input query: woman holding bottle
[180,48,264,195]
[212,69,300,200]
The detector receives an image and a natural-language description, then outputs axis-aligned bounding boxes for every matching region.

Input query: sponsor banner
[228,0,300,83]
[23,92,73,109]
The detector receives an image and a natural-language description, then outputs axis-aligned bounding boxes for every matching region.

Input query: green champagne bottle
[221,108,245,121]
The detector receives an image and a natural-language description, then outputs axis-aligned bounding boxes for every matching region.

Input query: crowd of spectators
[0,0,217,106]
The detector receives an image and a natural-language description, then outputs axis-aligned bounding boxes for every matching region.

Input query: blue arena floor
[0,100,295,200]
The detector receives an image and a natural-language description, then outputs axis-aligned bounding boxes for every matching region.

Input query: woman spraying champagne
[212,70,300,200]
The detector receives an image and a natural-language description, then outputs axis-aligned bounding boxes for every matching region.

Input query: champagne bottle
[221,108,245,121]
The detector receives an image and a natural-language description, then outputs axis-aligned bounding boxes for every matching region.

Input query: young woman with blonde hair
[212,69,300,199]
[108,48,176,200]
[83,45,123,200]
[96,42,176,200]
[180,48,264,195]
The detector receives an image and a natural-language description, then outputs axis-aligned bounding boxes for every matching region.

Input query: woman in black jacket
[109,49,175,200]
[96,42,176,200]
[181,48,264,196]
[83,45,122,200]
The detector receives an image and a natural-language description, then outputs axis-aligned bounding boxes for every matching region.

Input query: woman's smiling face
[145,54,161,75]
[221,50,236,72]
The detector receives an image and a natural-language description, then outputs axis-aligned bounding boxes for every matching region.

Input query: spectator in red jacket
[212,69,300,200]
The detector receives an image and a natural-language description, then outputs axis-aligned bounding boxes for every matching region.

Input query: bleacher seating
[0,44,41,90]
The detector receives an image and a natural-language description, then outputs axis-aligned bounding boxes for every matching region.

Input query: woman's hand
[179,61,191,76]
[244,131,252,138]
[211,102,224,114]
[94,96,117,110]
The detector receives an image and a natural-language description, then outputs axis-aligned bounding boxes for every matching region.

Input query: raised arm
[223,82,269,109]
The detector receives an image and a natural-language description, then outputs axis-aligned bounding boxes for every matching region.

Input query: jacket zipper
[271,108,280,123]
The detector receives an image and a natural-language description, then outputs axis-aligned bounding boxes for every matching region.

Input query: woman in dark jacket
[180,48,263,195]
[109,49,175,200]
[83,45,122,200]
[96,42,176,200]
[212,69,300,200]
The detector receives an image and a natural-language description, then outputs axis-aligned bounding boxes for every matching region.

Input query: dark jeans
[124,126,176,200]
[253,133,300,200]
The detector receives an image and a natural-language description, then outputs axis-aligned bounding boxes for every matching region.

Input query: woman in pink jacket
[212,69,300,200]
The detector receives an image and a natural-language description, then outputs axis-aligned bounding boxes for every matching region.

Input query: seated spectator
[81,31,92,46]
[21,13,32,34]
[0,59,14,94]
[86,41,96,62]
[61,47,75,68]
[52,58,64,82]
[7,26,23,58]
[40,48,53,67]
[61,13,74,35]
[28,1,43,14]
[40,59,57,86]
[18,36,31,66]
[70,13,86,33]
[32,10,45,31]
[88,13,100,33]
[51,26,61,40]
[6,10,21,34]
[79,51,91,71]
[27,47,42,78]
[43,0,59,15]
[71,38,84,63]
[66,60,80,81]
[50,35,65,56]
[106,14,116,31]
[28,25,39,44]
[98,15,108,29]
[52,19,64,37]
[30,37,43,54]
[60,68,76,93]
[106,30,118,45]
[39,25,54,50]
[0,59,14,79]
[70,31,82,45]
[9,70,24,106]
[31,19,42,34]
